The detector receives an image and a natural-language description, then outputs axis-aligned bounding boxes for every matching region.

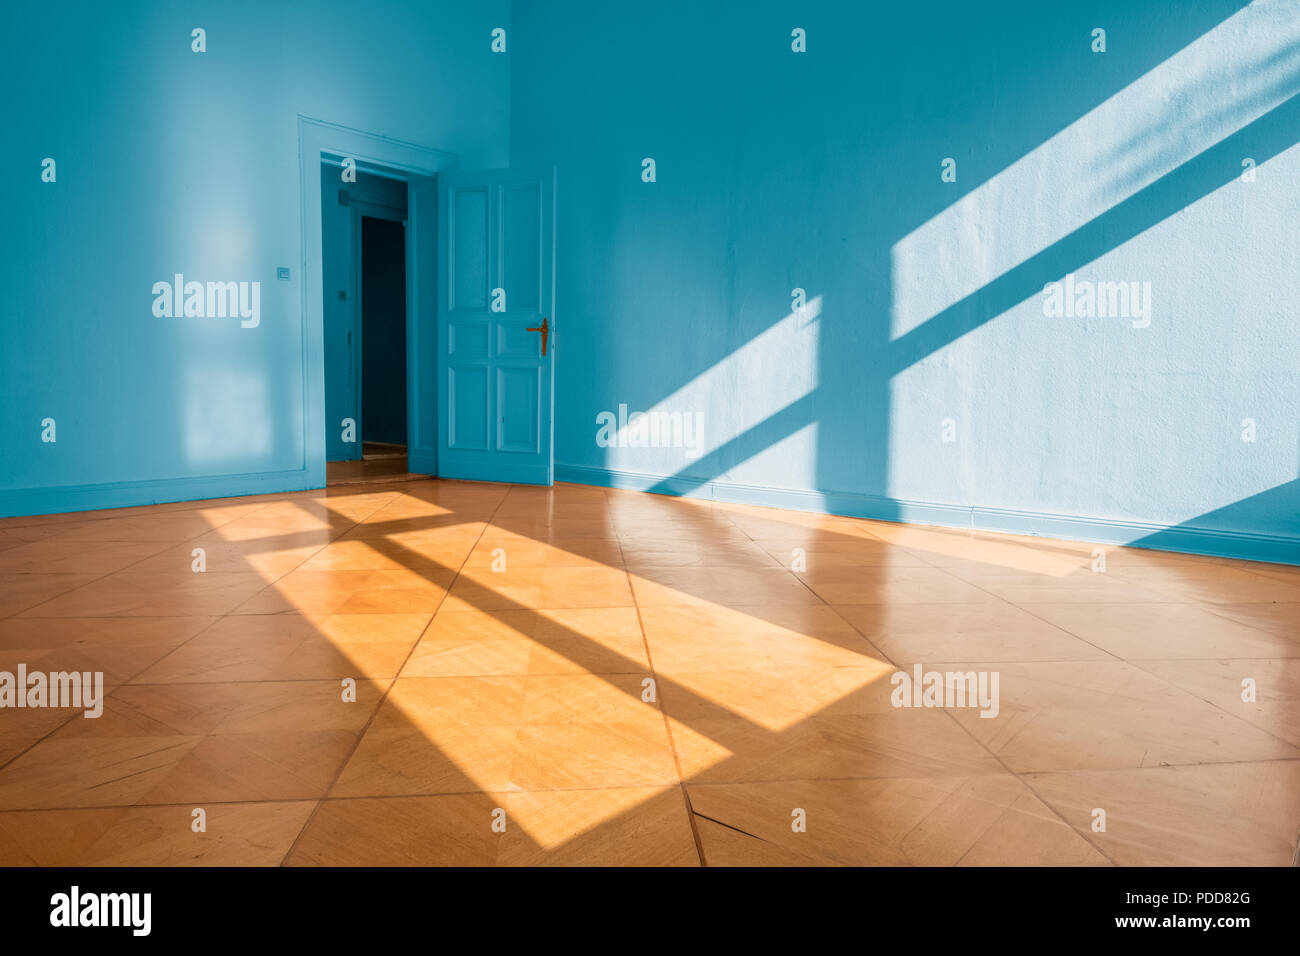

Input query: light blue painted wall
[511,0,1300,560]
[3,0,1296,563]
[0,0,510,512]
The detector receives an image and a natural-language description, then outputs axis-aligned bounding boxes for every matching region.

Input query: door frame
[297,115,459,484]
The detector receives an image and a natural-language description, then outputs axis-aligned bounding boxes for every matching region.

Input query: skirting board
[4,462,1296,568]
[555,463,1300,567]
[0,468,322,519]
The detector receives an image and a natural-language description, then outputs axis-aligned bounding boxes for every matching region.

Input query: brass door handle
[526,316,549,356]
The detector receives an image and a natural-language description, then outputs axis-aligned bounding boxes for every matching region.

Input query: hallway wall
[321,167,409,461]
[359,216,409,447]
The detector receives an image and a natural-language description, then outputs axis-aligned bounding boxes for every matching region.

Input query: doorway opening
[322,162,413,483]
[298,116,457,489]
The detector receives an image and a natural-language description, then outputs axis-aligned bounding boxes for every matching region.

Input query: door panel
[437,168,554,485]
[497,367,540,453]
[449,321,489,357]
[496,324,537,357]
[502,182,541,312]
[448,366,490,450]
[451,188,489,310]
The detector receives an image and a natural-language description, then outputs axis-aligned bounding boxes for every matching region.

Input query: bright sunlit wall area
[512,0,1300,564]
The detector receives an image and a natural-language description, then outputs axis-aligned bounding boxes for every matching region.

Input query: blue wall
[0,0,509,512]
[510,0,1300,562]
[3,0,1297,564]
